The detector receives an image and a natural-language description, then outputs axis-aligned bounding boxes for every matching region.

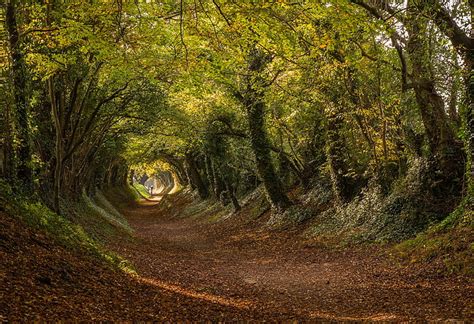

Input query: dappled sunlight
[309,311,400,321]
[140,277,254,310]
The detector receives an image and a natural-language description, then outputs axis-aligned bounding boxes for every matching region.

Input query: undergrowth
[176,189,232,222]
[393,198,474,275]
[0,180,135,273]
[76,191,133,238]
[106,185,141,209]
[302,159,451,243]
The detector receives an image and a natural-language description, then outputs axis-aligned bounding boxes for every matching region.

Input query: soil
[109,193,474,321]
[1,191,473,321]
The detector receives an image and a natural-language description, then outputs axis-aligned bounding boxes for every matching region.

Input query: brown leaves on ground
[0,211,262,321]
[109,193,473,321]
[1,191,473,321]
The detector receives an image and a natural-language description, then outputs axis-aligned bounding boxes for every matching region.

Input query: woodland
[0,0,473,321]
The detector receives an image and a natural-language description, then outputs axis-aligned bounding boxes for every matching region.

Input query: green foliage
[436,197,474,230]
[268,205,314,229]
[303,159,448,242]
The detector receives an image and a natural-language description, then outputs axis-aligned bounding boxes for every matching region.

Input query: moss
[436,197,474,231]
[105,185,140,210]
[0,180,135,273]
[131,183,151,199]
[60,192,133,245]
[80,192,133,236]
[393,202,474,275]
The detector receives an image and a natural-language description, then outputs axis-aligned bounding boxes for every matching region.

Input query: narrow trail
[108,190,474,321]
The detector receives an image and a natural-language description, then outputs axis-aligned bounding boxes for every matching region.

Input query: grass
[106,185,141,209]
[0,180,135,273]
[131,183,151,199]
[61,192,133,244]
[393,198,474,275]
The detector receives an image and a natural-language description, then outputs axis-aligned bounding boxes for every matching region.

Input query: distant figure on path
[150,185,154,195]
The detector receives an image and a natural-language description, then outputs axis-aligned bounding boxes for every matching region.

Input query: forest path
[108,192,473,321]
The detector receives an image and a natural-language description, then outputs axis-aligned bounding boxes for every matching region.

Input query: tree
[5,0,32,186]
[237,46,292,211]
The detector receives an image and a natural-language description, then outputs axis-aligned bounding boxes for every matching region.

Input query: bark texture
[241,47,291,211]
[6,0,31,185]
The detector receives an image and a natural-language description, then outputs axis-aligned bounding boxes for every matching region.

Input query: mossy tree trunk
[6,0,32,186]
[459,16,473,197]
[326,110,351,204]
[129,169,135,185]
[214,161,227,203]
[240,46,292,211]
[185,153,209,199]
[48,78,64,212]
[204,155,215,195]
[467,51,474,197]
[223,177,241,212]
[406,3,464,199]
[158,152,188,186]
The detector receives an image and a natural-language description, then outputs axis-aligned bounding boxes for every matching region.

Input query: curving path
[106,190,474,321]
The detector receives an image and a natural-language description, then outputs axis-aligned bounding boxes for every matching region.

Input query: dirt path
[108,193,473,321]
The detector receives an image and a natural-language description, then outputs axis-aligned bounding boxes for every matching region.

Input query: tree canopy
[1,0,472,218]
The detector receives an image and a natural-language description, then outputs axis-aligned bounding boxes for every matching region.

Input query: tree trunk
[466,42,474,195]
[204,155,215,196]
[129,169,135,185]
[185,153,209,199]
[246,100,292,211]
[1,84,14,179]
[243,47,291,211]
[173,167,187,187]
[212,163,226,203]
[326,111,351,204]
[448,53,460,127]
[223,178,241,212]
[6,0,31,185]
[418,0,473,196]
[48,78,64,213]
[184,163,195,190]
[406,3,464,197]
[160,153,188,186]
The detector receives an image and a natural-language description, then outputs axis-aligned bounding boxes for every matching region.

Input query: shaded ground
[109,192,473,321]
[1,189,473,321]
[0,210,270,321]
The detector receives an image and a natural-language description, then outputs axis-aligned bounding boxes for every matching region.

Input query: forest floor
[107,192,473,321]
[1,190,473,321]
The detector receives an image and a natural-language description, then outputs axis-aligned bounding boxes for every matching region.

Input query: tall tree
[5,0,31,185]
[238,46,292,211]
